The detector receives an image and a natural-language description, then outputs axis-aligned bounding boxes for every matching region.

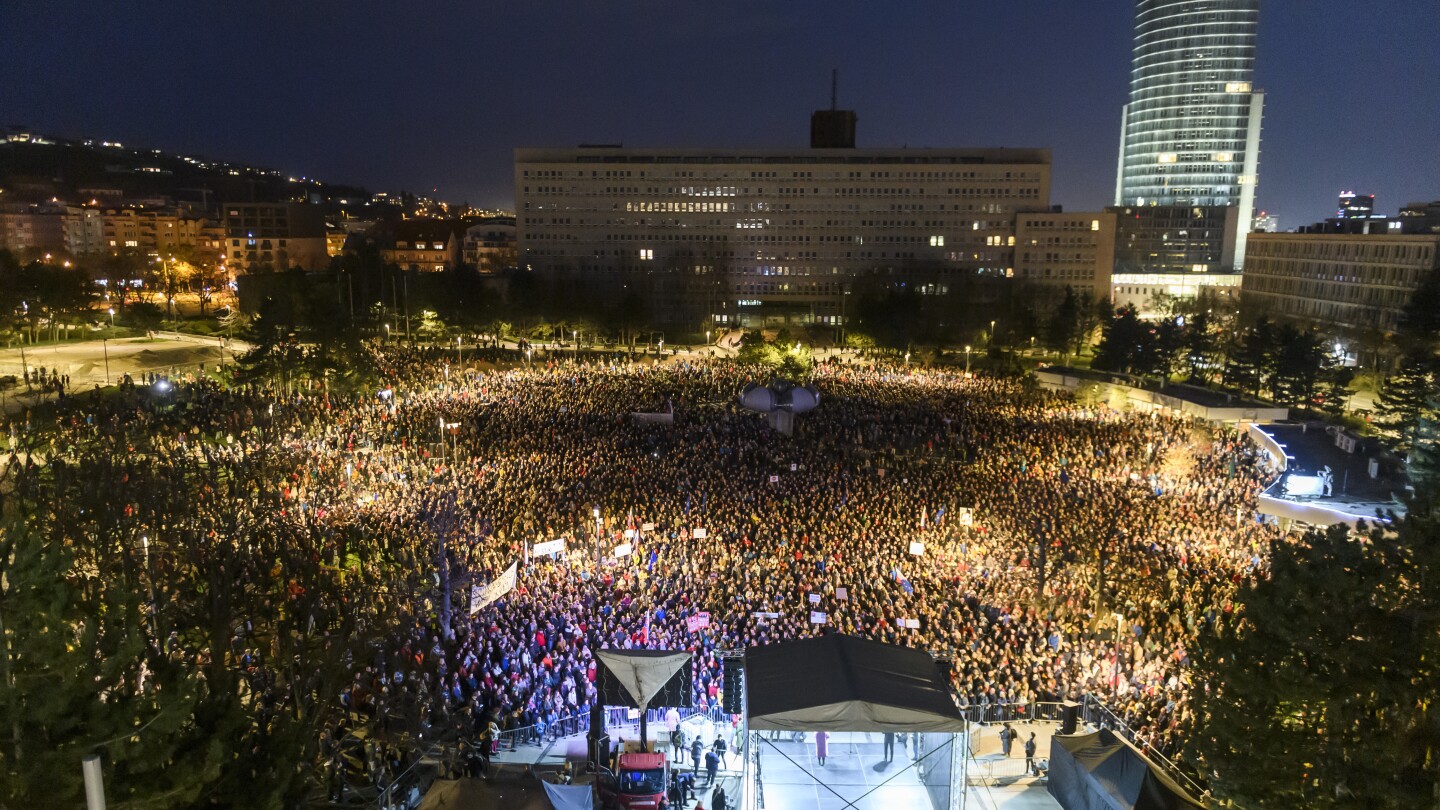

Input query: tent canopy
[744,634,966,732]
[1048,728,1206,810]
[596,649,691,709]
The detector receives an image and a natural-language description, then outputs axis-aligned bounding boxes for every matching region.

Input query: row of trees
[1092,269,1440,416]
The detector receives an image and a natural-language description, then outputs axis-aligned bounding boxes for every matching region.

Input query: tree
[1092,306,1148,374]
[1044,287,1084,360]
[737,336,815,379]
[1399,268,1440,353]
[1373,350,1438,456]
[1269,325,1331,408]
[1191,501,1440,808]
[1318,366,1355,417]
[1222,316,1275,398]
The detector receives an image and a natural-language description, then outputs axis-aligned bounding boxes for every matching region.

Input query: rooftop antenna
[830,69,838,110]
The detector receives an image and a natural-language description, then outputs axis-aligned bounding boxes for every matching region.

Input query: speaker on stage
[1060,700,1081,735]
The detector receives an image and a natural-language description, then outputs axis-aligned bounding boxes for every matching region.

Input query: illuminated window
[1157,153,1178,164]
[1212,152,1234,162]
[929,235,944,247]
[1225,81,1252,93]
[1090,220,1100,231]
[639,249,653,260]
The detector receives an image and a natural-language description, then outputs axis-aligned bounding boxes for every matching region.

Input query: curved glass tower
[1114,0,1263,269]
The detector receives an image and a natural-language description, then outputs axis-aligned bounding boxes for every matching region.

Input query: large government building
[514,144,1088,331]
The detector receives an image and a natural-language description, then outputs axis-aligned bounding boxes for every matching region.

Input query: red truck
[597,751,670,810]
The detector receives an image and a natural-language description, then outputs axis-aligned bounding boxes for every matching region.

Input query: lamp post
[456,336,462,368]
[526,347,533,367]
[573,330,578,361]
[107,307,114,329]
[593,506,603,569]
[103,338,110,385]
[990,320,997,344]
[384,323,390,343]
[965,344,972,376]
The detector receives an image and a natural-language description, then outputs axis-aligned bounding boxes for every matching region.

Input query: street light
[594,506,603,568]
[573,330,578,360]
[965,344,972,376]
[526,347,533,367]
[456,336,462,368]
[107,307,114,329]
[990,320,997,343]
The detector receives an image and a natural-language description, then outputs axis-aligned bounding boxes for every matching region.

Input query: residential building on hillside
[101,208,219,254]
[462,216,517,273]
[377,219,467,272]
[64,206,105,255]
[223,203,328,272]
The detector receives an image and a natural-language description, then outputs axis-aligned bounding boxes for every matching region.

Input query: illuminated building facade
[1241,232,1440,334]
[1114,0,1263,271]
[515,146,1051,328]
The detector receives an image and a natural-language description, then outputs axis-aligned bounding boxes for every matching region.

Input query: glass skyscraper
[1113,0,1263,271]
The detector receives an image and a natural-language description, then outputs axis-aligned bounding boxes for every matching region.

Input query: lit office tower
[1113,0,1263,272]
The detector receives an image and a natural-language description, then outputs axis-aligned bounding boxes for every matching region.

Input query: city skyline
[1,1,1436,229]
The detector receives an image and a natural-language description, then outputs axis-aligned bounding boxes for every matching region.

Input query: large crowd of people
[11,342,1278,799]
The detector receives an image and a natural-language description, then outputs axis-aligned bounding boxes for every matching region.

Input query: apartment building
[223,203,329,272]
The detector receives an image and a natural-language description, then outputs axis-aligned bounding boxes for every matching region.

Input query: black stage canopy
[1048,728,1206,810]
[744,634,966,732]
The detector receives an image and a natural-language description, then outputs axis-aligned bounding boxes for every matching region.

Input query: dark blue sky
[3,1,1436,229]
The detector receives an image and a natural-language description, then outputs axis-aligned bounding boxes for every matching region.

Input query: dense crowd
[11,343,1277,798]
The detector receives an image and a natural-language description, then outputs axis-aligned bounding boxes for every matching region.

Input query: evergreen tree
[1318,366,1355,417]
[1044,287,1083,359]
[1373,350,1438,456]
[1269,324,1330,407]
[1399,268,1440,351]
[1183,310,1219,383]
[1092,306,1147,374]
[1222,316,1275,398]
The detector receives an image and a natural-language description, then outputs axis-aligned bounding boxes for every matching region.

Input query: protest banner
[470,562,518,614]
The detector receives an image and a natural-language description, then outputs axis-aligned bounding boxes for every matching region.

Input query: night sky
[2,1,1436,228]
